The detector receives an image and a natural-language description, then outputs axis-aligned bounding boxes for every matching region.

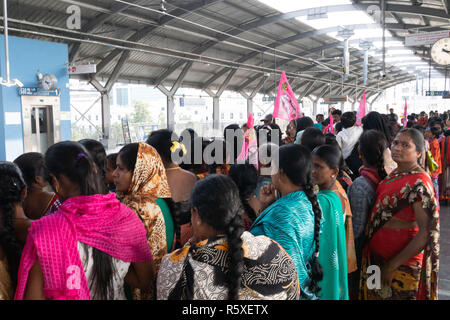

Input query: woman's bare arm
[23,259,46,300]
[382,201,431,285]
[124,261,154,290]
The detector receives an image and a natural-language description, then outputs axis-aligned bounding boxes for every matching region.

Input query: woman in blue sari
[250,144,323,299]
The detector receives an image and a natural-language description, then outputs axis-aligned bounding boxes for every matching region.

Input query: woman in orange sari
[359,128,439,300]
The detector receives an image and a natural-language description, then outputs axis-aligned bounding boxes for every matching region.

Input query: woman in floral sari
[359,128,439,300]
[157,174,300,300]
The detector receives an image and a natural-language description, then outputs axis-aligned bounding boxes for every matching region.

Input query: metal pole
[381,0,386,77]
[3,0,10,82]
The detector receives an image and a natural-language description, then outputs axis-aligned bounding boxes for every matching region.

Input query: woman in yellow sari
[114,142,171,299]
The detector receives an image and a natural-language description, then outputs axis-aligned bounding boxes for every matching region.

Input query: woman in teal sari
[312,145,349,300]
[250,144,323,300]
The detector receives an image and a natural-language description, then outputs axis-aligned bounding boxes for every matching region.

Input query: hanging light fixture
[160,0,167,13]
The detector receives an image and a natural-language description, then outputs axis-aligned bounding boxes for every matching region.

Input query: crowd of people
[0,107,448,300]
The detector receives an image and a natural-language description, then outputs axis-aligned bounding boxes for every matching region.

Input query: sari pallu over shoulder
[14,193,153,300]
[359,171,439,300]
[116,143,171,272]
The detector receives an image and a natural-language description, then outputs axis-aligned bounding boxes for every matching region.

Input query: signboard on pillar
[67,64,97,74]
[343,39,350,80]
[405,30,450,46]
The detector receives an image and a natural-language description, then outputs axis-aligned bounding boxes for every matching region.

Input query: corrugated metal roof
[3,0,443,98]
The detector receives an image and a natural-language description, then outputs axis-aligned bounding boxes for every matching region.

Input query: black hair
[312,144,343,171]
[324,133,338,148]
[296,117,314,133]
[334,122,343,133]
[397,128,425,152]
[0,162,26,288]
[79,139,108,193]
[45,141,113,299]
[269,123,283,146]
[190,174,244,300]
[412,125,425,136]
[429,117,444,131]
[341,112,356,129]
[277,144,323,295]
[430,126,441,139]
[78,139,107,180]
[300,127,326,152]
[118,143,140,172]
[362,111,393,147]
[46,141,106,197]
[106,153,118,170]
[206,139,229,174]
[331,109,342,116]
[13,152,46,188]
[358,130,388,180]
[311,143,352,181]
[228,163,258,222]
[223,124,240,139]
[146,129,182,164]
[223,124,244,163]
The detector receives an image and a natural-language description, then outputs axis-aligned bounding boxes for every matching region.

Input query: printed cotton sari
[359,170,439,300]
[439,136,450,202]
[157,231,300,300]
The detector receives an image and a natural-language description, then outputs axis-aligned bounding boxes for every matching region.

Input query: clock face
[431,38,450,65]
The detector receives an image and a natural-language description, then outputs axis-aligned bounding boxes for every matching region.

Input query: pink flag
[329,109,334,134]
[273,71,301,121]
[237,113,258,169]
[403,98,408,128]
[356,90,368,126]
[246,112,254,128]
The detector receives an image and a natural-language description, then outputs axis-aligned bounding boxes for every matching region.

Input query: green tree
[130,100,154,124]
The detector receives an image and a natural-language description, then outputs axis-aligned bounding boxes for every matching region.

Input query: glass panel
[31,107,36,134]
[39,108,48,133]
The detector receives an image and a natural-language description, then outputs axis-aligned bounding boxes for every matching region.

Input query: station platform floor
[439,203,450,300]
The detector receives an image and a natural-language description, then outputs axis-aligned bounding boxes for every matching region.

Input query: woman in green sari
[312,145,349,300]
[250,144,323,300]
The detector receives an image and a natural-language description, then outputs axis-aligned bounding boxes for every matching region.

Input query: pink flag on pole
[237,113,258,169]
[356,90,368,126]
[323,109,335,134]
[403,98,408,128]
[246,112,254,129]
[273,71,301,121]
[329,109,334,134]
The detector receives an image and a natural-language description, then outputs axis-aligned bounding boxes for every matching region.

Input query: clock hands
[442,48,450,54]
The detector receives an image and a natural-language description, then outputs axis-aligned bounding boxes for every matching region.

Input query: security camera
[380,70,387,78]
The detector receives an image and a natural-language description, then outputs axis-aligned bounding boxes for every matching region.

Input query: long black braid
[191,174,244,300]
[277,144,323,296]
[302,182,323,295]
[0,162,27,288]
[359,130,388,180]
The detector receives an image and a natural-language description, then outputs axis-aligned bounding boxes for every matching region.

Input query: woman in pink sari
[15,141,154,300]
